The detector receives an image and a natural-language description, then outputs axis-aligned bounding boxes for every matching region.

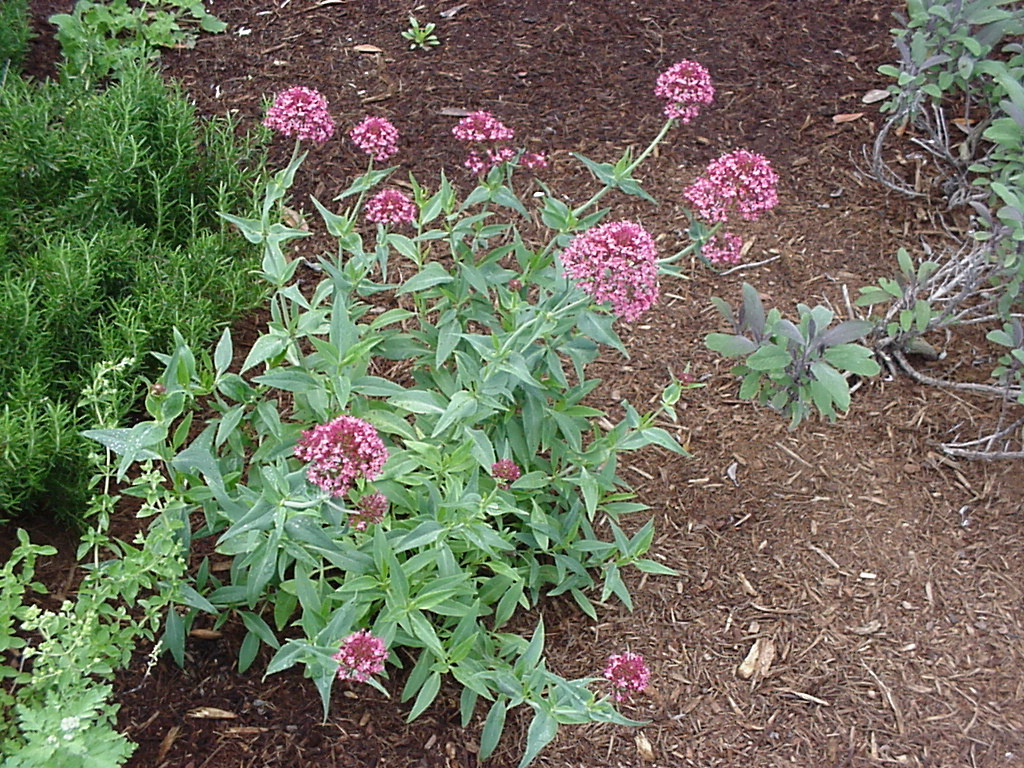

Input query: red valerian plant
[96,56,784,768]
[263,86,335,143]
[349,115,400,162]
[491,458,522,487]
[293,416,388,497]
[351,492,389,531]
[603,651,651,702]
[559,220,659,322]
[364,188,418,225]
[700,231,745,267]
[333,630,388,682]
[654,59,715,123]
[683,148,779,223]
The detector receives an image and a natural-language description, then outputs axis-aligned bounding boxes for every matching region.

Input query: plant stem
[571,118,676,219]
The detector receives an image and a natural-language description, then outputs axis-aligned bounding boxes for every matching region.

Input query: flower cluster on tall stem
[603,651,650,703]
[452,111,518,175]
[681,148,778,268]
[701,232,744,267]
[365,188,418,225]
[349,115,399,162]
[294,416,388,497]
[333,630,388,683]
[654,60,715,123]
[264,86,335,143]
[683,149,779,223]
[559,221,659,322]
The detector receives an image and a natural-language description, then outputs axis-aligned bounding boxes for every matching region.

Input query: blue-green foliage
[880,0,1024,248]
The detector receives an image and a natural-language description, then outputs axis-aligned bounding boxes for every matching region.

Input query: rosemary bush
[0,63,268,521]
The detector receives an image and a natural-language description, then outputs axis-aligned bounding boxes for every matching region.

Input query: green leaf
[479,698,508,760]
[238,630,261,673]
[253,368,320,393]
[408,672,442,721]
[519,619,545,671]
[163,608,185,667]
[816,320,874,348]
[388,390,447,414]
[519,707,558,768]
[465,428,496,470]
[810,361,850,411]
[741,283,766,335]
[82,422,163,462]
[404,610,445,657]
[705,333,758,357]
[198,14,227,33]
[397,261,454,294]
[856,286,891,306]
[241,333,288,373]
[745,344,792,371]
[266,640,305,676]
[214,328,233,376]
[822,344,881,376]
[394,521,445,553]
[634,558,678,575]
[578,468,600,518]
[494,581,525,628]
[570,588,597,620]
[432,390,477,436]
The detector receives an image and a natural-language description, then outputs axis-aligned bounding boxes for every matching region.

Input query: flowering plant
[89,60,774,766]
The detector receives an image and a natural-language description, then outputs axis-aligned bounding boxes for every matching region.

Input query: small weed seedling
[401,15,440,50]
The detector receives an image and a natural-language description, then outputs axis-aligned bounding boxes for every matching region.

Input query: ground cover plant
[6,0,1024,766]
[0,3,272,761]
[0,56,268,521]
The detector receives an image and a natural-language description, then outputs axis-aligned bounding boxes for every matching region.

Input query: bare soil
[14,1,1024,766]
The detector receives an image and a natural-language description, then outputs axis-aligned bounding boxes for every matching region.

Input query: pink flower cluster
[492,459,522,487]
[365,188,418,225]
[333,630,388,683]
[655,60,715,123]
[294,416,388,497]
[264,87,335,144]
[349,116,399,162]
[522,152,548,170]
[701,232,744,266]
[351,492,389,531]
[683,149,779,224]
[559,220,659,322]
[603,651,650,703]
[452,111,515,142]
[452,111,521,175]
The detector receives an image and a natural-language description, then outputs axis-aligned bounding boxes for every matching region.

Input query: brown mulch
[13,0,1024,767]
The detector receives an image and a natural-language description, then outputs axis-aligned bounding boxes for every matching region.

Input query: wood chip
[440,3,468,18]
[737,637,775,679]
[156,726,180,763]
[635,731,655,762]
[352,44,383,53]
[850,619,883,635]
[186,707,238,719]
[778,687,830,706]
[861,89,889,104]
[188,628,223,639]
[737,572,759,597]
[832,112,864,123]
